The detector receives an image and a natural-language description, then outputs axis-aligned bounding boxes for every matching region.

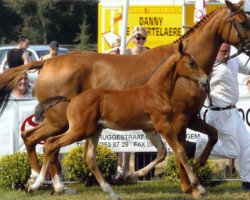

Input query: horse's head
[176,41,207,87]
[221,0,250,55]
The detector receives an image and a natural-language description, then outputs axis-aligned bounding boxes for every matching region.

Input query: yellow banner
[98,4,182,53]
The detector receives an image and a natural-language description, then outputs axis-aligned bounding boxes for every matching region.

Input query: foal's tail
[35,96,70,121]
[0,60,46,114]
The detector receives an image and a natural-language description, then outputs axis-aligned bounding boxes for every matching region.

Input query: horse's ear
[178,40,184,56]
[237,0,244,8]
[225,0,238,13]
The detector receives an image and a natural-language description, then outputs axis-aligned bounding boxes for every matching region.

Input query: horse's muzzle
[198,76,207,88]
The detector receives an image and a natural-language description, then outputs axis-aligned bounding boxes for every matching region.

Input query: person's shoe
[242,181,250,190]
[185,141,196,159]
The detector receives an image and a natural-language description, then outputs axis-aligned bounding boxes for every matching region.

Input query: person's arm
[0,54,8,72]
[22,50,30,65]
[236,56,250,75]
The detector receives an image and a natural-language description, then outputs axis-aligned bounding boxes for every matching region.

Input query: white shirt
[209,57,250,107]
[9,89,33,100]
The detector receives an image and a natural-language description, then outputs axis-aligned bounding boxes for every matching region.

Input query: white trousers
[195,108,250,182]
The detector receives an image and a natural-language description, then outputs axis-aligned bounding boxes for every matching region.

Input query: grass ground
[0,179,250,200]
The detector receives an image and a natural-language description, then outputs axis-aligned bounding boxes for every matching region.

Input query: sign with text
[98,3,182,53]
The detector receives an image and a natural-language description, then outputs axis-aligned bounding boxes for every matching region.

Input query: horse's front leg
[153,114,206,197]
[154,118,206,198]
[128,130,167,178]
[172,114,193,194]
[188,115,218,170]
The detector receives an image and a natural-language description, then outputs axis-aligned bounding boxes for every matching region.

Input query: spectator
[40,41,60,60]
[9,72,32,99]
[126,25,149,55]
[105,37,121,54]
[0,35,30,72]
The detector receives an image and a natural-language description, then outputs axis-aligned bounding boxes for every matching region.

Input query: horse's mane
[173,5,226,43]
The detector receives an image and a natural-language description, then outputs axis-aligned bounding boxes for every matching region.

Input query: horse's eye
[189,61,195,68]
[240,21,249,29]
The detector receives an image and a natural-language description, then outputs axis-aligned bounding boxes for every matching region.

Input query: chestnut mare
[0,0,249,196]
[27,42,207,199]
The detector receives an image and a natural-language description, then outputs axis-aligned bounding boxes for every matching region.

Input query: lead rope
[203,73,212,108]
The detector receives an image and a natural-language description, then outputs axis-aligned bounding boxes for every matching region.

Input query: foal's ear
[178,40,184,56]
[225,0,238,13]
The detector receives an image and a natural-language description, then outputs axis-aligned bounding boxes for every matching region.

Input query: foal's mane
[147,53,181,83]
[173,5,225,43]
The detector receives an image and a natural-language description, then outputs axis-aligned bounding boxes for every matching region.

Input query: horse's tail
[0,60,46,114]
[35,96,70,121]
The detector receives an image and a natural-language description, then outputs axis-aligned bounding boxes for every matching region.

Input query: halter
[207,9,250,108]
[214,9,250,67]
[229,10,249,50]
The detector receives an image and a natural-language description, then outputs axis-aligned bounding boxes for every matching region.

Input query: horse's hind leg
[85,133,120,200]
[48,149,66,193]
[22,117,67,191]
[21,123,45,179]
[188,115,218,170]
[27,125,86,193]
[128,130,167,178]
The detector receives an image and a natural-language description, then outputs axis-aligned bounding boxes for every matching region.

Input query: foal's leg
[128,130,167,178]
[22,105,68,191]
[22,119,66,182]
[154,118,206,197]
[27,126,85,193]
[171,114,193,194]
[188,115,218,170]
[85,133,120,200]
[48,149,66,193]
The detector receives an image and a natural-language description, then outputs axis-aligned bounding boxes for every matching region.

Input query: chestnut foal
[27,42,207,199]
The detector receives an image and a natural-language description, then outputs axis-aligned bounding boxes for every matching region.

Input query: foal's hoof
[192,185,206,199]
[25,178,36,194]
[111,193,121,200]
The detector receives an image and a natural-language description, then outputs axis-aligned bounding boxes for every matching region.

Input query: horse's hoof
[191,185,206,199]
[111,193,121,200]
[25,178,36,194]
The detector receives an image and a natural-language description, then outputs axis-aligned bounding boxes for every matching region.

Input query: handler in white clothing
[195,43,250,190]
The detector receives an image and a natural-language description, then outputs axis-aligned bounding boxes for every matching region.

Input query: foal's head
[175,41,207,87]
